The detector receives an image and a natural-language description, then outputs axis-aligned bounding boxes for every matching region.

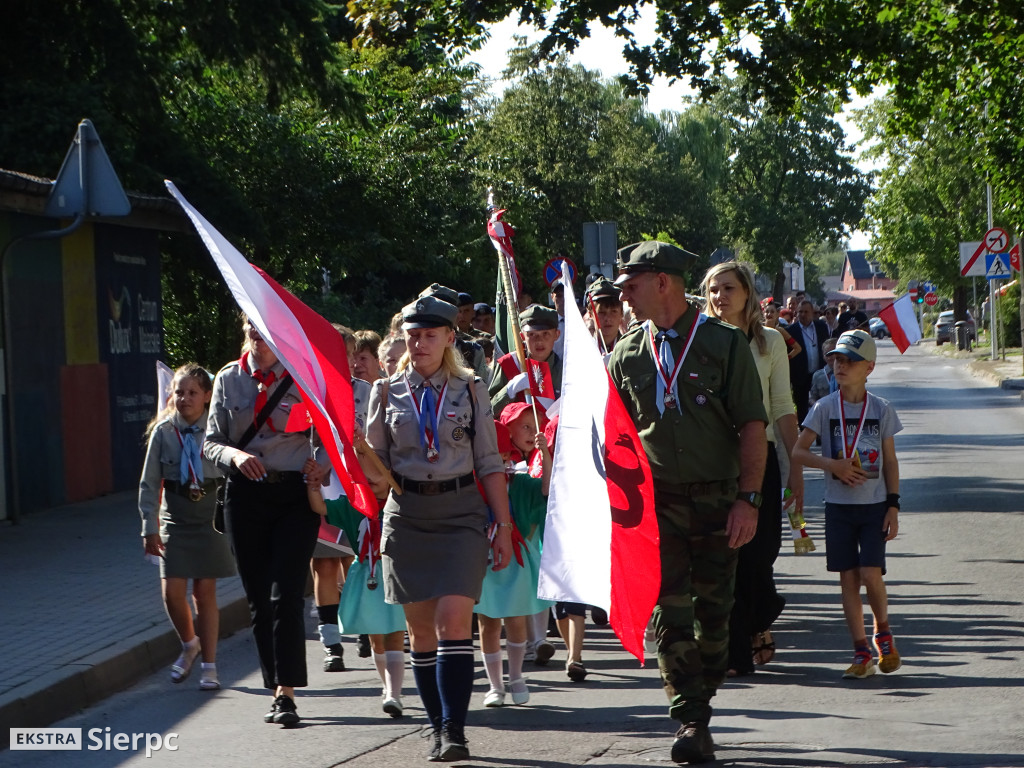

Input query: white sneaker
[483,688,505,707]
[382,696,403,718]
[508,678,530,705]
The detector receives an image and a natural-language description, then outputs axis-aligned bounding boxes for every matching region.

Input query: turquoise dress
[475,473,554,619]
[325,497,407,635]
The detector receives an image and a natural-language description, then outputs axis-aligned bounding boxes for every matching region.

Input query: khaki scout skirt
[159,490,236,580]
[380,484,490,604]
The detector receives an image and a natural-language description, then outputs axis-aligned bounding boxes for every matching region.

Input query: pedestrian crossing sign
[985,252,1011,280]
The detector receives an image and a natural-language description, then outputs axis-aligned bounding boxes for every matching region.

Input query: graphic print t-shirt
[802,391,902,505]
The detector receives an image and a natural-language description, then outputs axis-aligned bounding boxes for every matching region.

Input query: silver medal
[426,446,440,463]
[663,393,677,410]
[366,574,378,591]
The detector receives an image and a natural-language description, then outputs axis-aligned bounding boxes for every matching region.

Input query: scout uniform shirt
[139,411,221,536]
[607,304,766,485]
[366,368,504,482]
[488,352,563,416]
[204,357,327,473]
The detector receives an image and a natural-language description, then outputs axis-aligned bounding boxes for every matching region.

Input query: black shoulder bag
[213,374,294,533]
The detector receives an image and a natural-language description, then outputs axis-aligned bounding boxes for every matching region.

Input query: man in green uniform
[607,241,767,764]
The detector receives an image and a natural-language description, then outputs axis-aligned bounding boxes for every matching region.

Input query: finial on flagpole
[486,186,495,212]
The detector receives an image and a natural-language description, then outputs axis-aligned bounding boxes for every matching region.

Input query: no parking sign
[544,257,576,287]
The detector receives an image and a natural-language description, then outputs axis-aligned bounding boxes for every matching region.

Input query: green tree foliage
[707,79,870,293]
[473,53,721,287]
[856,94,1006,317]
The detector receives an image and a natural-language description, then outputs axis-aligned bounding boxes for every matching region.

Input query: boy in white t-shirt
[793,330,903,679]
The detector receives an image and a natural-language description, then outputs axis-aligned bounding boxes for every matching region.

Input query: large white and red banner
[166,181,377,517]
[539,264,660,662]
[877,294,923,353]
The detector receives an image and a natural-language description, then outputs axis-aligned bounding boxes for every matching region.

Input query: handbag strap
[236,373,294,451]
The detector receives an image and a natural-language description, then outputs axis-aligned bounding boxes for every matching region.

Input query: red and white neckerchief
[241,352,278,431]
[838,391,870,459]
[646,313,703,412]
[173,425,205,501]
[404,374,447,463]
[357,516,382,590]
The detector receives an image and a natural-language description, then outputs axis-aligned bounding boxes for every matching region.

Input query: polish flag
[877,294,923,353]
[538,264,660,662]
[166,181,377,518]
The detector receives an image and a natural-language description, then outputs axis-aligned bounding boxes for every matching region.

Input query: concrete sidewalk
[0,491,250,748]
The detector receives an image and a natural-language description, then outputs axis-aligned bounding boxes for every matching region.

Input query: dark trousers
[651,481,738,725]
[793,377,812,424]
[728,443,785,672]
[225,475,320,689]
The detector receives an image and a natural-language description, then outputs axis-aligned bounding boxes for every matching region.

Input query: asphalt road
[6,340,1024,768]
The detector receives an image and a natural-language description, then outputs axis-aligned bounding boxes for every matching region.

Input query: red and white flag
[166,181,377,518]
[526,359,554,400]
[877,294,923,353]
[538,264,660,662]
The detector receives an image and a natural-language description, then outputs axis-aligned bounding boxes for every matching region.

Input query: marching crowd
[138,242,904,764]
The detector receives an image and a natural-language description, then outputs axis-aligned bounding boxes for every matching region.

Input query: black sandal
[752,630,776,665]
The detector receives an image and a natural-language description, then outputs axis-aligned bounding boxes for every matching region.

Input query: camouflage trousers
[651,481,738,725]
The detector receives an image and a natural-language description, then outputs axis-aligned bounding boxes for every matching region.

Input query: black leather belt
[392,472,476,496]
[164,479,217,498]
[655,480,732,498]
[262,470,304,484]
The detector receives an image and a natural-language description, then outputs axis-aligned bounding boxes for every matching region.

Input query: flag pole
[487,187,541,428]
[587,293,607,355]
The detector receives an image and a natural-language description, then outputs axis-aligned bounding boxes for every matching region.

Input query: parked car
[934,310,977,345]
[869,316,890,339]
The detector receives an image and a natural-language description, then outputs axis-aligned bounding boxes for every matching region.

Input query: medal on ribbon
[405,374,447,463]
[647,314,702,414]
[175,426,205,502]
[839,392,870,461]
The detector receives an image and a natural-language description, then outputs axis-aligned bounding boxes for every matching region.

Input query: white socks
[482,650,504,693]
[384,650,405,700]
[506,640,527,682]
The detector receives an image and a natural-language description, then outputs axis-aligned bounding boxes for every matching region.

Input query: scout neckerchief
[838,390,870,460]
[646,312,704,416]
[174,423,205,501]
[405,373,447,463]
[241,352,285,432]
[357,516,381,590]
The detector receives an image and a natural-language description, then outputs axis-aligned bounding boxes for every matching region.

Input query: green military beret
[586,276,621,302]
[519,304,560,331]
[419,283,459,306]
[402,295,458,329]
[613,241,699,287]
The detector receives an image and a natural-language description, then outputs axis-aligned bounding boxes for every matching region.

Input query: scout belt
[392,471,475,496]
[164,479,217,500]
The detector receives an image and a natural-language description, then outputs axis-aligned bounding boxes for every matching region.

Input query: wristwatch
[736,490,763,508]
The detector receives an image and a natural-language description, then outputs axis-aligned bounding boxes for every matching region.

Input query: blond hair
[144,363,212,440]
[396,343,472,380]
[701,261,767,356]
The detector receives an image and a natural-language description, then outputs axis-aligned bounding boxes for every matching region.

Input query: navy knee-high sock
[437,638,475,728]
[410,650,442,727]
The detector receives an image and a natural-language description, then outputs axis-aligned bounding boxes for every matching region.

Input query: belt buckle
[421,481,440,496]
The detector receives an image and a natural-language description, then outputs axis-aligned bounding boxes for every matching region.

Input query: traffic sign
[960,241,985,277]
[1010,243,1021,273]
[985,252,1011,280]
[544,257,577,287]
[924,292,938,306]
[984,227,1009,253]
[909,286,918,302]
